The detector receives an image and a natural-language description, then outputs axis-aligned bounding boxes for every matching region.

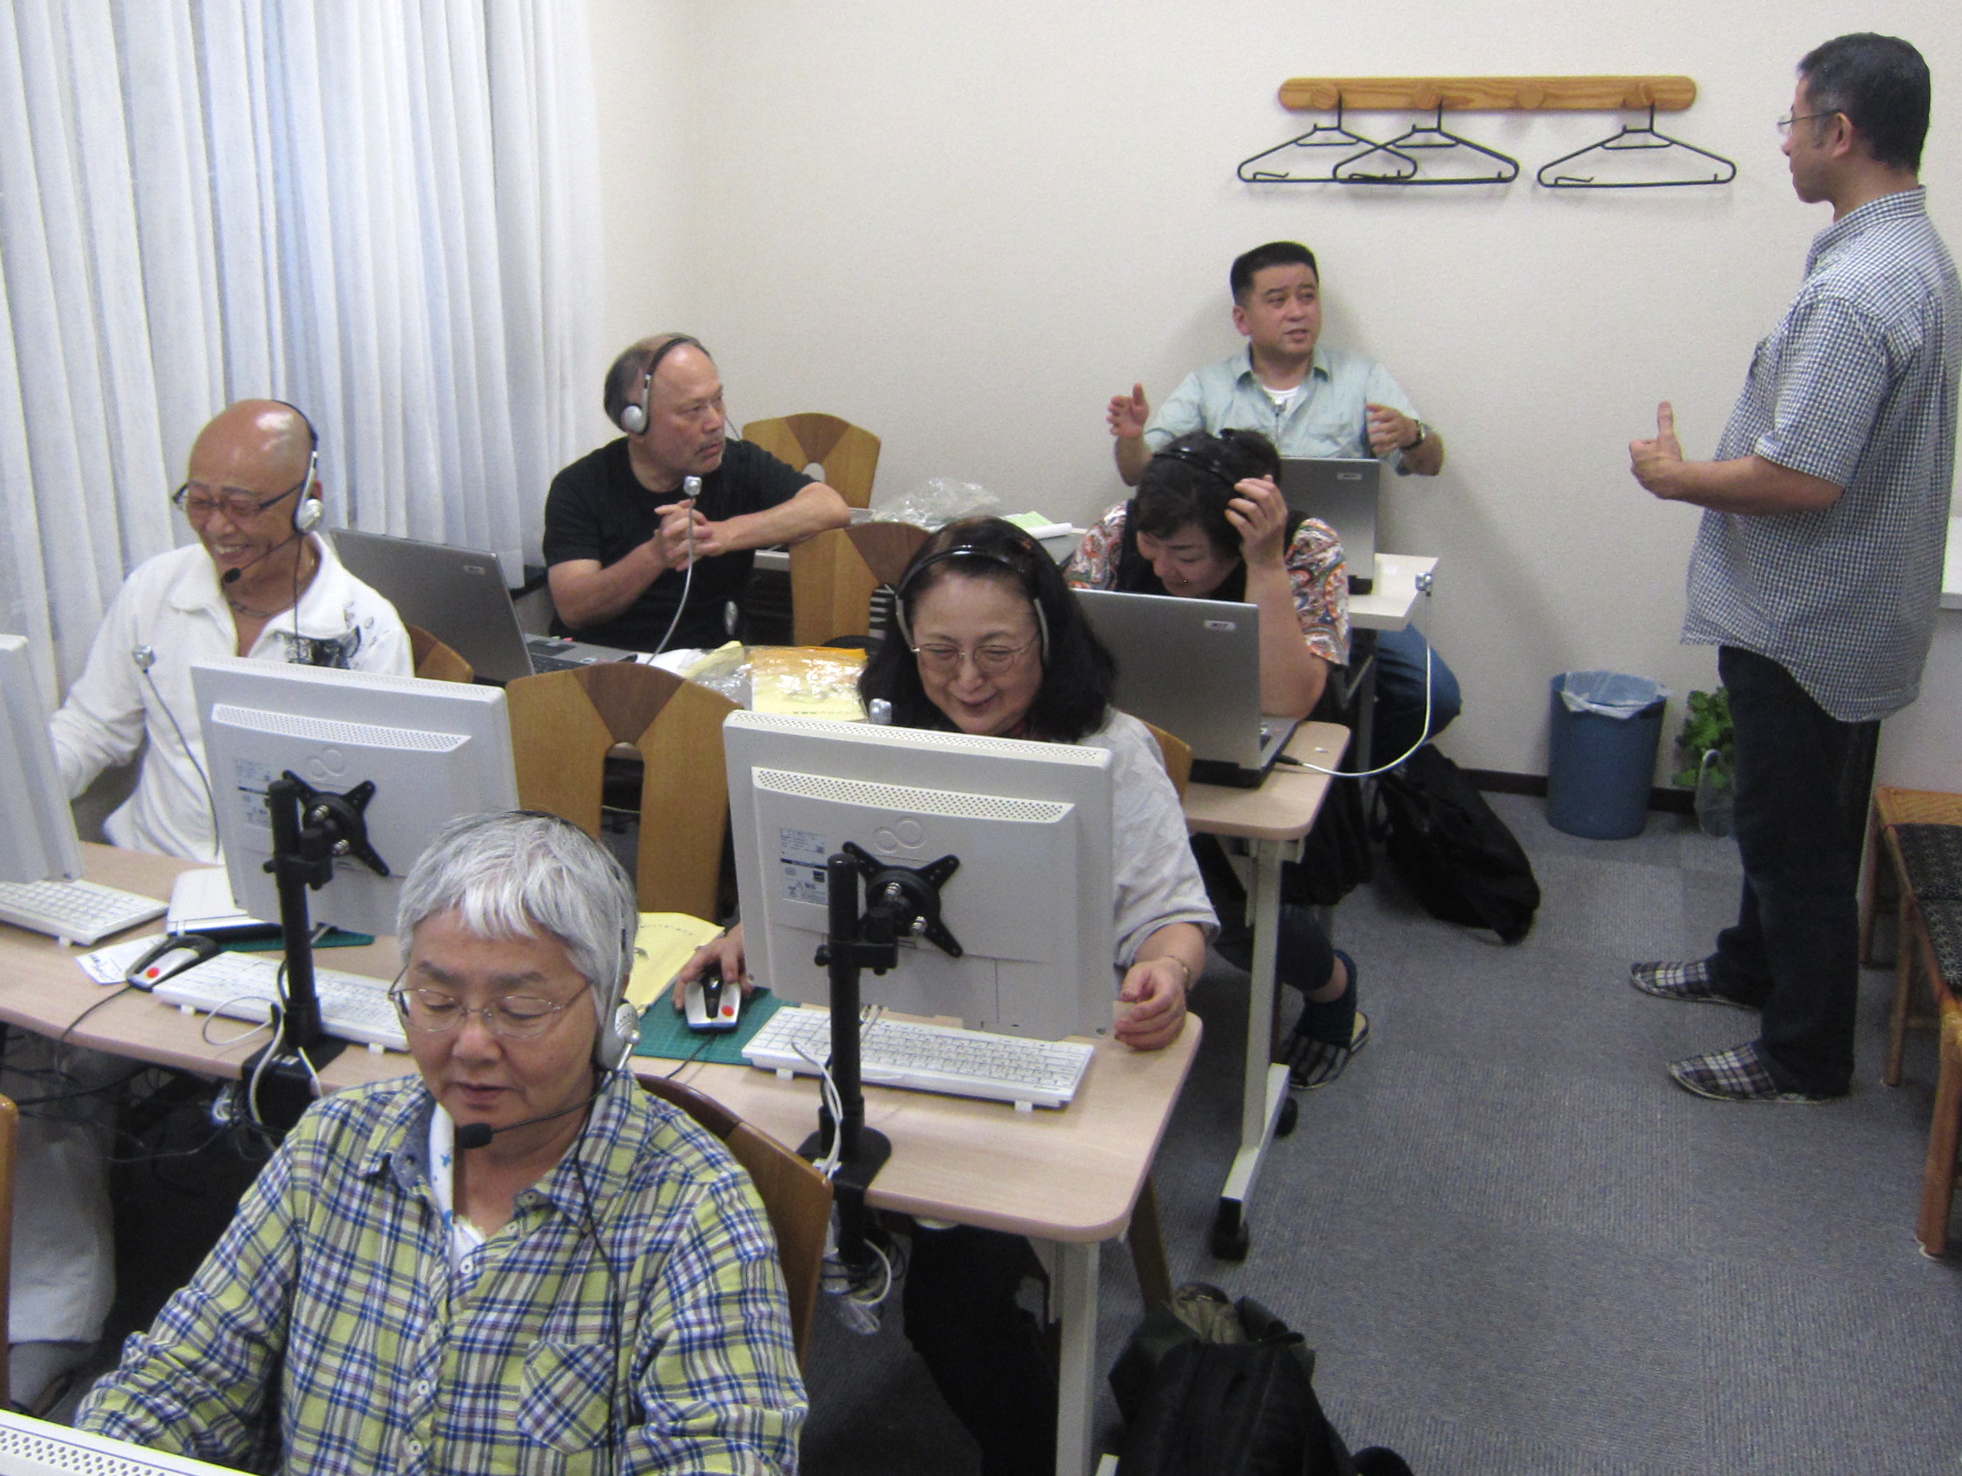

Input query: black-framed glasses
[911,635,1042,676]
[390,986,581,1040]
[171,475,305,522]
[1775,110,1839,139]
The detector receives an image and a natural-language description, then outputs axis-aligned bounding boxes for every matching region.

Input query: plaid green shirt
[76,1075,805,1475]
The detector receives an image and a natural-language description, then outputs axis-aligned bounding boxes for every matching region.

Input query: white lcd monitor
[723,710,1117,1041]
[0,635,85,884]
[190,658,519,937]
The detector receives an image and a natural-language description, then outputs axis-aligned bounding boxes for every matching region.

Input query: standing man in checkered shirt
[1626,33,1960,1103]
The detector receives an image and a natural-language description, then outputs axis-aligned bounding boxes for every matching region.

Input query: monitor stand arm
[241,772,389,1132]
[809,843,962,1273]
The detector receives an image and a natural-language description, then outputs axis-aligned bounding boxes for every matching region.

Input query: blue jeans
[1705,646,1878,1095]
[1373,623,1461,766]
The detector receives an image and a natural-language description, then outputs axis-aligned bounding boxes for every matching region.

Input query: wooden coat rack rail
[1279,76,1697,113]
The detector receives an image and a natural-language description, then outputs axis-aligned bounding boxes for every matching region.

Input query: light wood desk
[0,845,410,1091]
[1181,720,1348,1260]
[6,847,1194,1476]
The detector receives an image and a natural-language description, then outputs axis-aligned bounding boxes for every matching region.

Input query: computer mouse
[125,933,221,990]
[683,966,741,1032]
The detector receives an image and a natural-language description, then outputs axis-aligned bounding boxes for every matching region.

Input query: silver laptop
[1073,588,1300,788]
[331,530,634,683]
[1277,457,1379,595]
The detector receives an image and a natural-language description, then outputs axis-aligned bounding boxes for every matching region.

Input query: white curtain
[0,0,602,694]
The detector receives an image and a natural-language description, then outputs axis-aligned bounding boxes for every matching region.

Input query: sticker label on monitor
[776,827,831,905]
[228,758,277,829]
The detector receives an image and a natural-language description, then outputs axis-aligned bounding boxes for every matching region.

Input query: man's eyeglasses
[912,636,1041,676]
[172,476,305,523]
[1775,110,1839,139]
[390,986,581,1040]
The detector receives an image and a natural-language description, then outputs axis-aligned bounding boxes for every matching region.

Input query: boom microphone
[220,529,305,585]
[455,1080,609,1150]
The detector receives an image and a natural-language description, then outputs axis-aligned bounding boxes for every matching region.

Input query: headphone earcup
[600,1001,641,1070]
[294,497,324,534]
[617,402,647,436]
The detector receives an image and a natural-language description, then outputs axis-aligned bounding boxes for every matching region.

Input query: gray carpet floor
[799,793,1962,1474]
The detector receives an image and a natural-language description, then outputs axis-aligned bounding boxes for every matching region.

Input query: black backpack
[1373,745,1540,944]
[1110,1285,1360,1476]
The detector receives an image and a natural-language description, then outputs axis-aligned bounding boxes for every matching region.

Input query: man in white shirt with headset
[50,398,410,862]
[12,400,408,1411]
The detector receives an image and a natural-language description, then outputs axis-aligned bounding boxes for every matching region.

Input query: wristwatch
[1404,420,1428,451]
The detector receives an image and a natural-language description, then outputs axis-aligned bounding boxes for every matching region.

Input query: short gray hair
[395,811,638,1017]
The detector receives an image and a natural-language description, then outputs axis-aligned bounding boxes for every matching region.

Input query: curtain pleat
[0,0,602,690]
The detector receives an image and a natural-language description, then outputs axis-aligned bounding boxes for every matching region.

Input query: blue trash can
[1546,672,1668,840]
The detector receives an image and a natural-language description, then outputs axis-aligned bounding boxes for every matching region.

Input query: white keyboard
[154,952,407,1052]
[0,877,167,946]
[744,1005,1094,1110]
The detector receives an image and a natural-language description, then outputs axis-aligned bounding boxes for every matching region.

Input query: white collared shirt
[50,536,412,861]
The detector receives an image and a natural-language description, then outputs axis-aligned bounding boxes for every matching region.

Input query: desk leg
[1052,1239,1101,1476]
[1352,627,1378,784]
[1212,837,1291,1260]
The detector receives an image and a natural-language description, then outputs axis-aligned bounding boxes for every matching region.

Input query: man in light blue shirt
[1107,241,1457,762]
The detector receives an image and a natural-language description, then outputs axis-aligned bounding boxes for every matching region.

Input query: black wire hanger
[1332,104,1520,186]
[1238,99,1407,184]
[1536,105,1737,188]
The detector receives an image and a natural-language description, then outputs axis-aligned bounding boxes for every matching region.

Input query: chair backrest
[1140,719,1194,801]
[504,664,737,918]
[406,623,475,684]
[742,413,881,509]
[794,522,935,647]
[0,1094,15,1400]
[640,1075,832,1366]
[742,414,886,647]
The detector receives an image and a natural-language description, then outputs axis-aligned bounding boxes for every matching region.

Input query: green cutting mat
[634,988,787,1065]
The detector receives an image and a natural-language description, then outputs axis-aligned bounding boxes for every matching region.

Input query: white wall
[587,0,1961,780]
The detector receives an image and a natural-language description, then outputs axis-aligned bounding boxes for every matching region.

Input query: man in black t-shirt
[543,334,850,650]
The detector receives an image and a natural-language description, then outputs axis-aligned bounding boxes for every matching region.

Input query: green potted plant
[1672,687,1734,837]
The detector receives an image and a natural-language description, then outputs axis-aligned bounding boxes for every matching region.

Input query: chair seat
[1895,824,1962,902]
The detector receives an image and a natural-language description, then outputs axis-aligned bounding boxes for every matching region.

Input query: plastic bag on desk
[872,476,999,530]
[680,641,750,706]
[1556,670,1667,719]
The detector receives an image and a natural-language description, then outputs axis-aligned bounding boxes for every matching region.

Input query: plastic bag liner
[1556,670,1667,719]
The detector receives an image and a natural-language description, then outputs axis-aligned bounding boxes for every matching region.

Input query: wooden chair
[1140,720,1194,802]
[1861,786,1962,967]
[641,1074,832,1365]
[406,624,475,684]
[742,414,884,646]
[0,1094,15,1400]
[803,522,933,648]
[504,664,737,919]
[1924,989,1962,1257]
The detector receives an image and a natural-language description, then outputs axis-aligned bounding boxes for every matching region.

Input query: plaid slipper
[1629,960,1759,1010]
[1285,1010,1369,1090]
[1668,1043,1839,1103]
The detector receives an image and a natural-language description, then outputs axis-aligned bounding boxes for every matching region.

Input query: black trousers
[902,1222,1056,1476]
[1706,646,1879,1094]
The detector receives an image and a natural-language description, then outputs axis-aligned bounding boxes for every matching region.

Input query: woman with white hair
[77,810,805,1476]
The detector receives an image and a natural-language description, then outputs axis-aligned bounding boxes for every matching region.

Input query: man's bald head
[186,400,317,491]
